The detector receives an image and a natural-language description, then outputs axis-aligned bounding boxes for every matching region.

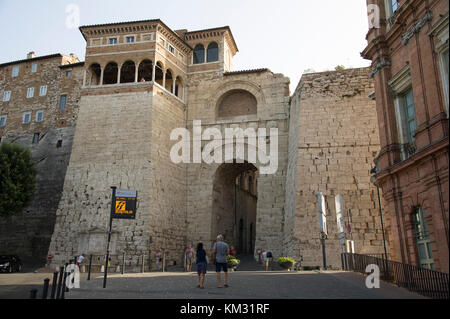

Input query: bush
[0,143,37,217]
[277,257,296,264]
[226,255,240,266]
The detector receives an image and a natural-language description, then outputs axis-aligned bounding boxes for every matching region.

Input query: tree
[0,143,37,217]
[335,65,346,71]
[303,68,316,74]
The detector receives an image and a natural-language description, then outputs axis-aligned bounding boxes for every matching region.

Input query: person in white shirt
[76,254,85,267]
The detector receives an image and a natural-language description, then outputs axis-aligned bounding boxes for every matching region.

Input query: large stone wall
[47,84,188,270]
[184,70,291,257]
[286,68,386,268]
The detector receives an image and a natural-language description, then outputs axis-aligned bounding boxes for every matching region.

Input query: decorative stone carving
[370,57,392,78]
[402,11,433,45]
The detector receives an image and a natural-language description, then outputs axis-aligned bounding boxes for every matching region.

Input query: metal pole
[103,186,116,289]
[56,265,64,299]
[377,185,390,279]
[50,271,58,299]
[61,264,68,299]
[162,250,166,273]
[122,252,125,275]
[321,233,327,270]
[42,278,50,299]
[87,255,92,281]
[141,254,145,273]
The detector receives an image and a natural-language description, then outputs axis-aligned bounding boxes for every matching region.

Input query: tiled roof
[224,68,270,76]
[0,54,63,68]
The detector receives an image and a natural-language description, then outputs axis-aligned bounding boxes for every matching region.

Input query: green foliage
[0,143,37,217]
[277,257,296,264]
[335,65,346,71]
[303,68,316,74]
[226,255,240,266]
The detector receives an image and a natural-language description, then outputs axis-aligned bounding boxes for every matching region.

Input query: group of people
[185,235,231,289]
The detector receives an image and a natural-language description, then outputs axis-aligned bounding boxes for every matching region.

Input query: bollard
[141,254,145,273]
[162,251,166,273]
[61,263,69,299]
[30,289,38,299]
[122,252,125,275]
[87,255,92,281]
[50,271,58,299]
[56,266,64,299]
[42,278,50,299]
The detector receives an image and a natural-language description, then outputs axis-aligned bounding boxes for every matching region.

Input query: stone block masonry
[285,67,386,268]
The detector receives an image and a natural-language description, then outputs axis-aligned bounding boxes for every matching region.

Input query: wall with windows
[0,54,83,261]
[362,0,449,272]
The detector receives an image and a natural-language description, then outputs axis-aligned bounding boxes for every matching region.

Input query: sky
[0,0,372,91]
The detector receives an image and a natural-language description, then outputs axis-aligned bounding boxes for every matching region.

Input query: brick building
[363,0,449,272]
[1,18,384,270]
[0,52,83,259]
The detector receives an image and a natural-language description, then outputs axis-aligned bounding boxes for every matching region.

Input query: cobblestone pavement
[59,271,425,299]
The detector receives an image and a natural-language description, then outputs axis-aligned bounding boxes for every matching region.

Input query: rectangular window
[169,45,175,54]
[12,66,19,77]
[32,133,40,144]
[403,89,417,144]
[2,91,11,102]
[27,87,34,98]
[126,36,135,43]
[23,112,31,124]
[414,208,435,270]
[66,70,72,77]
[109,38,118,45]
[36,111,44,123]
[440,49,449,116]
[0,115,6,127]
[39,85,47,96]
[60,95,67,110]
[385,0,399,18]
[31,63,38,73]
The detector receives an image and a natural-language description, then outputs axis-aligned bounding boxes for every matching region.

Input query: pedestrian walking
[195,243,208,289]
[213,234,230,288]
[185,244,195,272]
[155,249,161,271]
[76,254,85,267]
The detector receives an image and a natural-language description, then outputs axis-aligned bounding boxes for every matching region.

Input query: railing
[342,253,449,299]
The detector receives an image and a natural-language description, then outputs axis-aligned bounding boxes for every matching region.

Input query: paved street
[59,270,424,299]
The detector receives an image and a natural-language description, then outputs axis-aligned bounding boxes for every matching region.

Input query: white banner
[317,193,327,235]
[335,194,345,234]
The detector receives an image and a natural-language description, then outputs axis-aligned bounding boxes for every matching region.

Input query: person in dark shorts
[195,243,209,289]
[213,235,230,288]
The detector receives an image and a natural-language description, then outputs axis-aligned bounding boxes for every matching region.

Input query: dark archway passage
[212,162,258,255]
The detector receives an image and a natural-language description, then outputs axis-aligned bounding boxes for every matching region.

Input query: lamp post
[370,168,389,279]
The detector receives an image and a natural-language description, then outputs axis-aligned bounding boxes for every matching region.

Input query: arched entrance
[212,162,258,255]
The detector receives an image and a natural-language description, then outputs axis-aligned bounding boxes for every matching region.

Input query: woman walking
[195,243,208,289]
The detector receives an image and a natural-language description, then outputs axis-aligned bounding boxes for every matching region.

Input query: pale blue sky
[0,0,371,91]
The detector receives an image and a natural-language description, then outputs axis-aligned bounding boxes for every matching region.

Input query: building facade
[1,19,385,270]
[0,52,83,260]
[363,0,449,272]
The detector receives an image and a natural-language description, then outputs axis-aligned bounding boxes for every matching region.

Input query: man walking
[213,235,230,288]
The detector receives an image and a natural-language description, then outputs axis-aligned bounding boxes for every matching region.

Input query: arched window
[217,89,257,119]
[165,69,173,92]
[120,60,136,83]
[175,76,184,100]
[413,207,435,270]
[103,62,118,85]
[193,44,205,64]
[155,62,164,86]
[207,42,219,63]
[138,60,153,82]
[87,63,101,86]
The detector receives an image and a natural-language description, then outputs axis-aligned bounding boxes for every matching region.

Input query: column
[172,77,176,95]
[117,67,121,84]
[83,69,87,87]
[100,67,104,86]
[135,64,139,83]
[152,63,156,82]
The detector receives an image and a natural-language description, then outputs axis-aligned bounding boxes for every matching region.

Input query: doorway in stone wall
[211,162,258,256]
